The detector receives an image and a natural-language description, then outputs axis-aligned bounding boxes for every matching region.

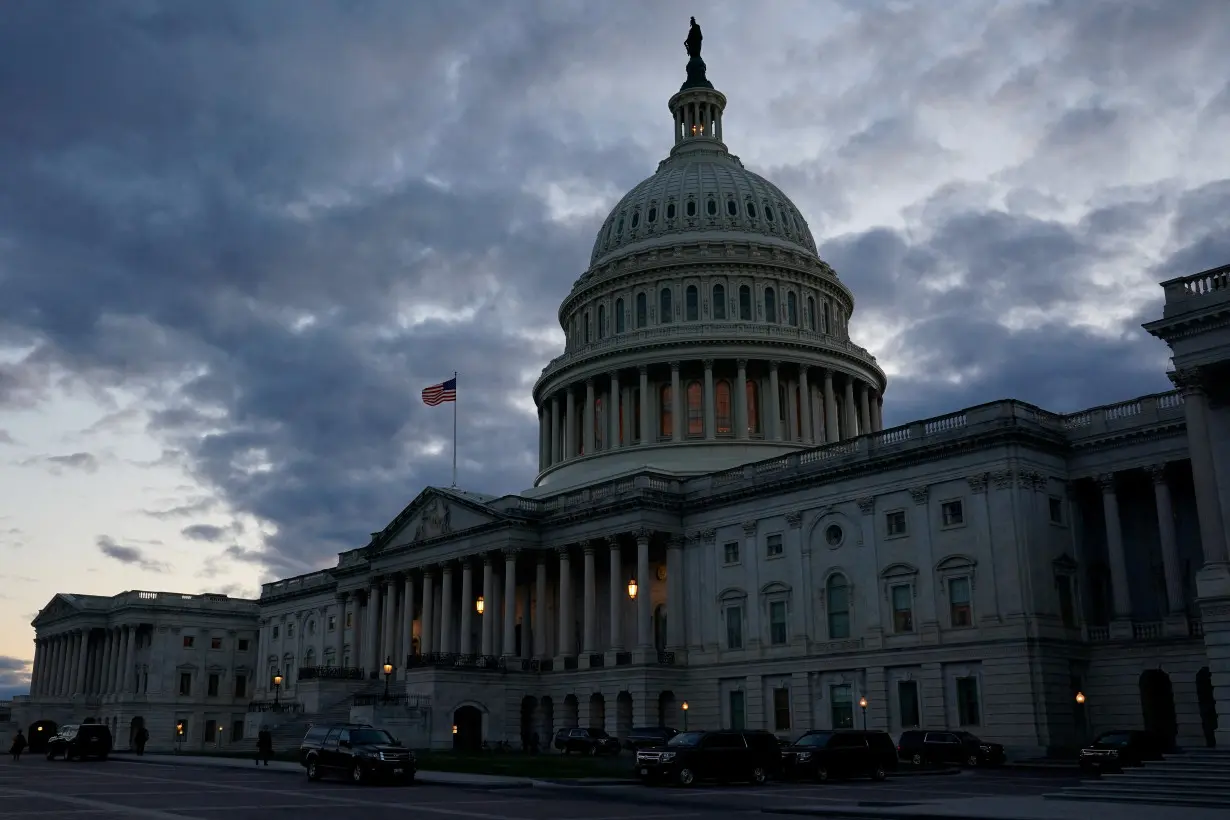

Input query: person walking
[9,730,27,762]
[134,726,149,756]
[256,728,272,766]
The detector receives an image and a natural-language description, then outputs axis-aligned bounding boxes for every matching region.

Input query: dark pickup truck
[300,723,416,785]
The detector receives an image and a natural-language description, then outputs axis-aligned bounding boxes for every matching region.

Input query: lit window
[210,637,222,650]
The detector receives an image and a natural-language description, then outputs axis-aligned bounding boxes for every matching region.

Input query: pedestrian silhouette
[9,730,27,762]
[256,728,272,766]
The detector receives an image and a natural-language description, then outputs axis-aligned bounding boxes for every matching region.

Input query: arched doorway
[452,705,483,753]
[616,691,634,739]
[589,693,606,731]
[129,717,145,750]
[1196,667,1218,748]
[27,720,57,753]
[520,696,538,750]
[1139,669,1177,750]
[562,694,579,729]
[658,690,676,727]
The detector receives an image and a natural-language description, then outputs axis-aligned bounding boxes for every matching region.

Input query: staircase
[264,680,385,751]
[1046,748,1230,808]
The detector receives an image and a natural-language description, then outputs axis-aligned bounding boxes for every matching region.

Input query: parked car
[635,729,782,786]
[1078,730,1168,775]
[554,727,621,755]
[623,726,679,751]
[783,730,896,781]
[300,723,415,784]
[45,723,112,761]
[897,730,1005,767]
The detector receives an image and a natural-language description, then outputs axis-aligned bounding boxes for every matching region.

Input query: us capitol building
[12,33,1230,757]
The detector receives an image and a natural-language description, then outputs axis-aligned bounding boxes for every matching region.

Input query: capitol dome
[530,43,886,490]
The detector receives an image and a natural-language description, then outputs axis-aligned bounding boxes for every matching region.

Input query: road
[0,758,1080,820]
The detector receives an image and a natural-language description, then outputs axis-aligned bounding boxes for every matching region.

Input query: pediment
[32,594,82,627]
[370,487,505,552]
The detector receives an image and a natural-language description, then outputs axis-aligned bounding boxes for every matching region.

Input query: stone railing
[1058,390,1183,436]
[297,665,364,681]
[246,701,303,714]
[260,570,335,600]
[1161,262,1230,304]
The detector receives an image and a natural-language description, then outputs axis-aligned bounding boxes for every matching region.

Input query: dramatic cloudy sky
[1,0,1227,695]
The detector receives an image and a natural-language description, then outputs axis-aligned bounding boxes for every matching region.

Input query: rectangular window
[941,500,965,527]
[344,612,353,628]
[178,673,192,696]
[891,584,914,633]
[766,533,783,558]
[234,674,247,698]
[205,719,217,743]
[830,684,854,729]
[207,674,219,697]
[272,626,279,639]
[956,676,981,726]
[210,637,222,650]
[725,606,743,650]
[287,623,294,637]
[729,690,746,730]
[886,510,907,537]
[327,615,336,632]
[182,636,195,648]
[723,541,739,564]
[773,687,791,731]
[238,639,249,651]
[1056,575,1076,627]
[769,601,788,645]
[1049,496,1064,524]
[231,721,244,743]
[828,580,850,639]
[898,680,921,728]
[949,577,972,627]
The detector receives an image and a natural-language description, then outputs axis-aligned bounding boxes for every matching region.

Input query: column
[51,637,65,696]
[582,543,597,654]
[735,359,749,439]
[503,549,518,656]
[460,561,474,654]
[399,578,415,665]
[558,547,574,656]
[110,628,122,695]
[438,563,454,654]
[29,640,42,698]
[859,382,872,434]
[550,396,562,464]
[609,540,623,650]
[812,384,824,442]
[365,580,382,674]
[872,391,884,432]
[584,378,596,454]
[636,530,652,649]
[844,376,858,438]
[381,578,396,663]
[799,366,813,444]
[1098,474,1132,619]
[670,361,683,441]
[823,369,839,443]
[122,625,137,694]
[537,409,546,471]
[667,537,685,649]
[703,359,716,439]
[99,630,113,695]
[75,630,89,695]
[334,594,348,664]
[535,554,548,658]
[481,556,495,656]
[105,627,118,694]
[768,361,782,440]
[639,366,650,446]
[1174,371,1229,565]
[420,571,435,655]
[565,387,577,458]
[786,378,799,440]
[609,371,621,448]
[1148,464,1187,615]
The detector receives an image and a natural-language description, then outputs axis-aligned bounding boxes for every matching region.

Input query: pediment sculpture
[413,497,452,541]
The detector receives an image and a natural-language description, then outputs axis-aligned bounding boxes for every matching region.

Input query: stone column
[51,636,65,696]
[859,382,872,434]
[636,530,652,649]
[535,554,548,658]
[582,542,597,654]
[365,580,382,675]
[736,359,749,439]
[823,369,839,443]
[1098,474,1133,621]
[334,594,348,664]
[438,563,454,654]
[420,571,435,655]
[459,561,474,655]
[557,547,574,657]
[381,578,396,664]
[122,625,137,694]
[785,379,797,440]
[565,387,577,458]
[537,409,546,472]
[550,396,561,464]
[99,629,114,695]
[670,361,683,441]
[667,536,685,649]
[873,392,884,432]
[638,366,650,446]
[109,627,123,694]
[799,366,813,444]
[74,630,88,695]
[62,636,74,696]
[29,640,42,698]
[609,371,621,448]
[47,636,60,697]
[584,378,596,454]
[703,359,716,439]
[1174,372,1229,565]
[844,376,858,438]
[399,579,415,666]
[609,540,623,650]
[1148,464,1186,615]
[503,550,518,656]
[768,360,782,440]
[481,556,495,656]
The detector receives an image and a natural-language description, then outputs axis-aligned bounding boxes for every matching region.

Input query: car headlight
[797,752,812,761]
[980,745,993,752]
[661,752,676,762]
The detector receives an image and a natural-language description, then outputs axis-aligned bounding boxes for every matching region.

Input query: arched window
[659,385,673,438]
[685,285,699,321]
[739,285,752,321]
[584,311,591,343]
[764,288,778,323]
[686,380,703,436]
[827,574,851,639]
[716,380,733,435]
[597,304,606,339]
[712,284,727,319]
[746,380,761,435]
[594,397,604,450]
[822,301,831,334]
[807,296,817,331]
[636,293,647,328]
[305,648,316,667]
[659,287,673,324]
[787,292,798,326]
[615,298,626,334]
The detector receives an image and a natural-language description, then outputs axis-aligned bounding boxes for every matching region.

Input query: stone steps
[1046,748,1230,808]
[265,681,382,751]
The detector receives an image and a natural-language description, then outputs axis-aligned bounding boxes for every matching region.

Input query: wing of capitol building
[11,35,1230,758]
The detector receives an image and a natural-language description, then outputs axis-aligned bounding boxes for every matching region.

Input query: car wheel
[966,755,979,768]
[587,745,597,757]
[351,764,364,784]
[751,766,768,785]
[871,766,887,782]
[307,761,320,781]
[678,767,695,786]
[911,753,922,766]
[814,766,830,783]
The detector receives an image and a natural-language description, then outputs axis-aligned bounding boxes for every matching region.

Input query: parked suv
[623,726,679,751]
[1078,730,1167,775]
[636,729,782,786]
[783,730,896,781]
[897,730,1005,767]
[45,723,112,761]
[554,727,621,755]
[300,723,415,784]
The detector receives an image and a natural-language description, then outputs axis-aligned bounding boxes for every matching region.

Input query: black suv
[783,730,896,781]
[897,730,1005,767]
[300,724,415,784]
[636,729,782,786]
[45,724,112,761]
[554,727,621,755]
[1078,730,1167,775]
[623,726,679,751]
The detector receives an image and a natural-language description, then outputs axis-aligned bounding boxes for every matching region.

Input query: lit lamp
[476,596,485,615]
[1075,691,1086,705]
[382,656,394,699]
[452,724,459,735]
[272,670,283,709]
[681,700,689,731]
[627,578,638,600]
[858,696,868,730]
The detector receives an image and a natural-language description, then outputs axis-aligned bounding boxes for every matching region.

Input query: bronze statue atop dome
[685,16,703,59]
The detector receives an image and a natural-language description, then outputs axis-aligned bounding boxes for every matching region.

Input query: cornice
[1066,420,1187,453]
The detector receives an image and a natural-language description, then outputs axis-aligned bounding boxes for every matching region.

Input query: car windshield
[1096,732,1133,746]
[794,732,832,747]
[667,732,704,747]
[956,732,982,743]
[350,729,395,745]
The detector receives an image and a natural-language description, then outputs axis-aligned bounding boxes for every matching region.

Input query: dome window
[726,199,738,217]
[636,292,648,328]
[686,200,697,217]
[685,285,699,321]
[765,287,778,324]
[615,298,626,334]
[764,204,775,222]
[738,285,753,321]
[706,198,717,216]
[659,287,673,324]
[647,207,657,224]
[631,210,640,229]
[616,215,625,235]
[746,201,758,219]
[712,284,727,320]
[666,202,676,220]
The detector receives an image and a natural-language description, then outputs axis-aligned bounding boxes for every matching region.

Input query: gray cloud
[96,535,170,573]
[181,524,226,543]
[43,452,100,473]
[0,655,31,699]
[0,1,1227,578]
[0,430,17,445]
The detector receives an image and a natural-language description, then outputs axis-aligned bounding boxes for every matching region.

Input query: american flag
[421,377,457,406]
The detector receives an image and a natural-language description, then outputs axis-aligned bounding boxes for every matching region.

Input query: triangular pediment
[369,487,505,552]
[32,594,82,627]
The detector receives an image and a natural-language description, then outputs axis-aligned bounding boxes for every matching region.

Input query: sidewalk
[762,795,1229,820]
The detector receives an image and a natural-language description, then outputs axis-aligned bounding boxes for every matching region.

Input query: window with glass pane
[787,292,798,325]
[687,381,703,436]
[949,577,972,627]
[615,299,625,333]
[822,302,831,332]
[956,676,981,726]
[659,385,672,438]
[597,304,606,339]
[636,293,647,328]
[659,288,673,323]
[715,380,732,434]
[826,574,850,639]
[897,680,920,727]
[723,541,739,564]
[584,312,590,343]
[725,606,743,649]
[830,684,854,728]
[808,296,817,331]
[766,533,783,557]
[712,284,727,319]
[769,601,788,645]
[685,285,699,321]
[739,285,752,320]
[773,687,791,730]
[765,287,777,323]
[207,674,219,697]
[1056,574,1076,627]
[892,584,914,633]
[746,380,760,434]
[730,690,746,729]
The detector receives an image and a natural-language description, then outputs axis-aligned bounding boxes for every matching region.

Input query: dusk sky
[1,0,1228,698]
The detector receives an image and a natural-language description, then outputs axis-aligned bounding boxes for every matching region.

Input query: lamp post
[382,656,394,700]
[627,578,638,600]
[272,670,283,710]
[476,596,485,615]
[858,696,868,730]
[681,700,689,731]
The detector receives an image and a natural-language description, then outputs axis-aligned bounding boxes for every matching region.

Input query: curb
[762,808,1038,820]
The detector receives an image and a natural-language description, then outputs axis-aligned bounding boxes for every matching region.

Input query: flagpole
[451,371,458,488]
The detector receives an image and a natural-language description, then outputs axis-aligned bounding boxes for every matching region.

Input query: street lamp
[272,670,283,709]
[476,596,485,615]
[627,578,638,599]
[452,724,459,735]
[681,700,689,731]
[859,696,868,730]
[1075,691,1086,705]
[382,656,394,699]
